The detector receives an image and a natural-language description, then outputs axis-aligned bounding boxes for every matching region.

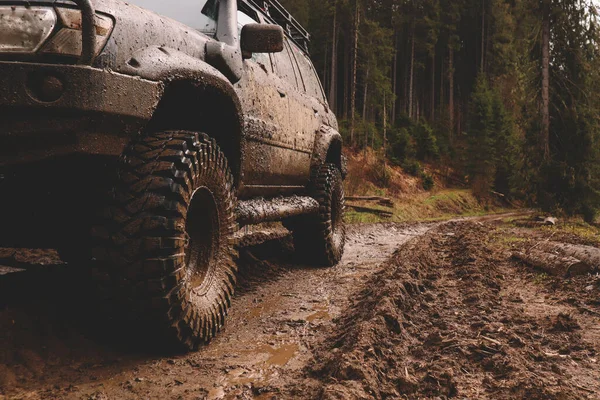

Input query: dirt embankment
[307,221,600,399]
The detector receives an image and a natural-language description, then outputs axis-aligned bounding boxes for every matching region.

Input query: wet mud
[1,218,599,399]
[0,223,429,399]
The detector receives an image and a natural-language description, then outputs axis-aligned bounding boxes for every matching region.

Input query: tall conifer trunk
[392,32,398,125]
[328,1,338,112]
[430,54,435,121]
[481,0,485,72]
[408,23,415,119]
[541,0,551,161]
[363,65,370,122]
[449,47,455,143]
[349,0,359,146]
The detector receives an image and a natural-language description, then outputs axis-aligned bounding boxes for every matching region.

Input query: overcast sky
[126,0,213,29]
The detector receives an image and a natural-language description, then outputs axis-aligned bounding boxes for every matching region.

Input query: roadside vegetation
[343,149,510,223]
[282,0,600,222]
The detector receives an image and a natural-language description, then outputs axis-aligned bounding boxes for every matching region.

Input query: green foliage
[414,120,440,161]
[282,0,600,221]
[466,74,496,197]
[370,161,392,187]
[421,172,435,190]
[387,127,415,165]
[402,160,422,177]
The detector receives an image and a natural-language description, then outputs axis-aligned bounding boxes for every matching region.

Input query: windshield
[127,0,218,34]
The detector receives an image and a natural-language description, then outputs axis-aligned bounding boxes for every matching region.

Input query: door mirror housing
[241,24,284,58]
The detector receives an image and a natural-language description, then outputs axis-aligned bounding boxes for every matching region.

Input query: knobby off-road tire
[288,164,346,267]
[92,131,238,350]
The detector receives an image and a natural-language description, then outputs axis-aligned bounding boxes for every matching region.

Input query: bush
[414,121,440,161]
[370,160,392,187]
[388,127,415,164]
[401,160,422,177]
[421,172,435,191]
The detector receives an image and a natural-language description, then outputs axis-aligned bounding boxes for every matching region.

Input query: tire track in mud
[0,222,432,399]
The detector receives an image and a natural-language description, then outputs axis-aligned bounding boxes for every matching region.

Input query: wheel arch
[311,126,346,178]
[124,46,244,186]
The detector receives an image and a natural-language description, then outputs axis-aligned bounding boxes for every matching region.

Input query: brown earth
[1,216,599,399]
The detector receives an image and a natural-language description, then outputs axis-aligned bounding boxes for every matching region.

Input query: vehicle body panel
[0,0,344,246]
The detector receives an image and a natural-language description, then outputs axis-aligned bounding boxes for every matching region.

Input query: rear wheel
[287,164,346,267]
[92,131,237,350]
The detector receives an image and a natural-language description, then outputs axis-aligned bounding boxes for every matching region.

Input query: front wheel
[92,131,238,350]
[288,164,346,267]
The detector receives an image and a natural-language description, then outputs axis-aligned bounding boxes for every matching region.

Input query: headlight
[40,8,114,58]
[0,6,57,54]
[0,5,113,58]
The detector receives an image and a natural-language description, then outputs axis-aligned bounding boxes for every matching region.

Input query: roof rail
[243,0,311,53]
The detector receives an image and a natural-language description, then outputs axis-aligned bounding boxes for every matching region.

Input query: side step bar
[236,195,319,227]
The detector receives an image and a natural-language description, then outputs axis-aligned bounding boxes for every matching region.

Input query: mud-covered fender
[122,46,242,111]
[311,125,346,179]
[121,46,244,184]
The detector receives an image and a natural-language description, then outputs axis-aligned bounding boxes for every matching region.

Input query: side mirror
[241,24,284,58]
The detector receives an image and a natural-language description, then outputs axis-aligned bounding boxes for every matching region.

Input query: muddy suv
[0,0,346,349]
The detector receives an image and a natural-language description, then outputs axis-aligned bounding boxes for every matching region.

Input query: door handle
[277,88,287,98]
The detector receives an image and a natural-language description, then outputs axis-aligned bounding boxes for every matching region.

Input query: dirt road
[1,217,599,399]
[0,222,431,399]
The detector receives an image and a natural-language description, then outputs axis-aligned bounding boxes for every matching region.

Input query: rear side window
[291,44,326,102]
[272,38,299,89]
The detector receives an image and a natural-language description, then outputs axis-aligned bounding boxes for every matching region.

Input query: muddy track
[0,222,432,399]
[2,213,598,400]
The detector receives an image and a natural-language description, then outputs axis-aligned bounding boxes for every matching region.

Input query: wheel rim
[185,187,220,296]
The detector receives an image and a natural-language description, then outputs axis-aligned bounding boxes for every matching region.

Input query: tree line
[279,0,600,221]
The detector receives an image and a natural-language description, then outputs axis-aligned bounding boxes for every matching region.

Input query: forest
[279,0,600,221]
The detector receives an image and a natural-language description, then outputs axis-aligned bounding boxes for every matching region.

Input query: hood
[0,0,214,71]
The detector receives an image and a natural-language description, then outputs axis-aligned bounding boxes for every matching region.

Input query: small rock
[586,285,594,291]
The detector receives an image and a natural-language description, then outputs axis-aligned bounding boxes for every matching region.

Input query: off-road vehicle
[0,0,346,348]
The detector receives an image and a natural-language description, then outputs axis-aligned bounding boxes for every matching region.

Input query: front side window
[272,38,299,89]
[127,0,218,35]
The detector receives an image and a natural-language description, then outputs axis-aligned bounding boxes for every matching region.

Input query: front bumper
[0,61,162,166]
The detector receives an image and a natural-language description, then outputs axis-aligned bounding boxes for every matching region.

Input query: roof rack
[244,0,311,53]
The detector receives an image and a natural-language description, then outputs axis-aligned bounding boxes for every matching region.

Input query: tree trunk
[392,31,398,125]
[362,65,370,122]
[383,91,387,161]
[513,250,591,277]
[328,1,338,112]
[538,242,600,270]
[448,47,455,143]
[430,54,435,121]
[408,23,415,120]
[343,39,350,118]
[481,0,485,73]
[349,0,360,146]
[541,0,551,161]
[440,50,445,120]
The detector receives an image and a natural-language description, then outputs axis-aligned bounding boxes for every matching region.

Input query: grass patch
[345,188,511,224]
[493,232,527,246]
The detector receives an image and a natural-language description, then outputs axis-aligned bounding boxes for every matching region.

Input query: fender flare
[311,125,346,178]
[122,46,245,184]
